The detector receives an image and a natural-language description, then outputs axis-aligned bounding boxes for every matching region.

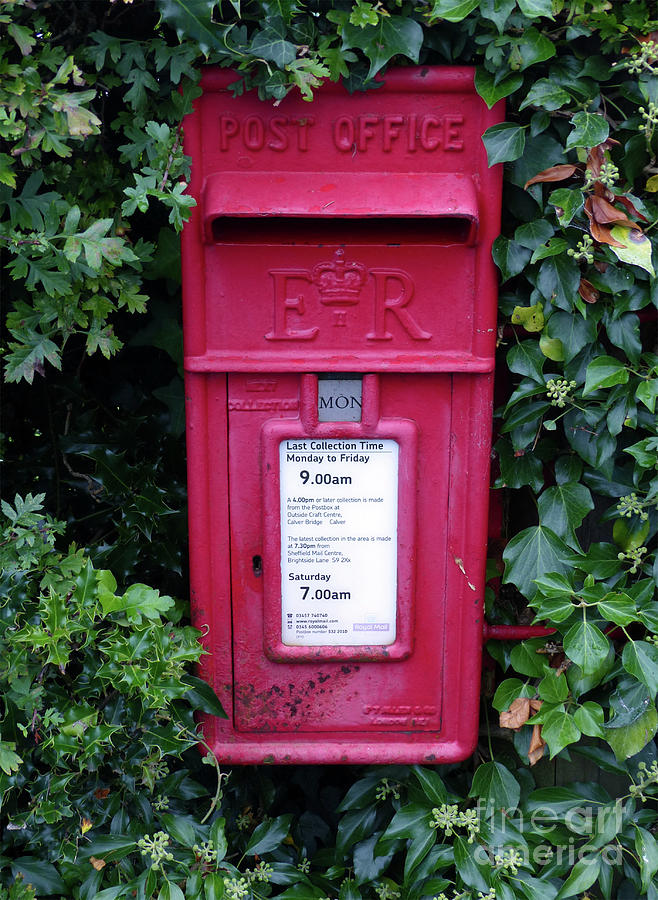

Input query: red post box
[182,67,504,764]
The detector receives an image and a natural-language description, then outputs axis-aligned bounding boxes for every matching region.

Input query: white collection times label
[279,438,399,646]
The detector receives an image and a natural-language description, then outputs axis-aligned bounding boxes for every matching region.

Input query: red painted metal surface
[182,67,504,764]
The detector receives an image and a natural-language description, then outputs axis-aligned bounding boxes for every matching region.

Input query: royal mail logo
[265,251,432,342]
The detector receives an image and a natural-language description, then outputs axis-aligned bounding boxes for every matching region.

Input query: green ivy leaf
[545,310,596,363]
[566,112,609,150]
[519,78,570,111]
[492,236,532,281]
[537,482,594,548]
[582,356,629,395]
[636,378,658,413]
[541,708,581,757]
[341,16,423,79]
[515,219,554,249]
[157,0,231,56]
[492,678,532,711]
[250,17,297,66]
[469,761,520,812]
[517,0,554,19]
[609,225,656,276]
[622,641,658,696]
[634,826,658,893]
[548,188,584,227]
[510,638,550,677]
[503,526,570,599]
[482,123,526,165]
[427,0,480,23]
[538,670,569,703]
[563,620,610,673]
[536,254,581,310]
[573,701,604,737]
[474,69,523,108]
[411,766,447,804]
[507,341,545,382]
[245,814,293,856]
[514,27,556,69]
[511,302,544,331]
[382,804,432,841]
[597,592,638,626]
[554,854,601,899]
[604,682,658,760]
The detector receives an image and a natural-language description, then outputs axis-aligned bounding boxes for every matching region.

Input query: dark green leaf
[482,123,526,165]
[604,682,658,760]
[537,482,594,547]
[623,641,658,696]
[545,310,596,362]
[246,814,293,856]
[520,78,571,111]
[563,620,610,673]
[548,188,584,227]
[182,675,227,717]
[503,526,570,599]
[475,69,523,107]
[566,112,609,149]
[536,254,581,310]
[341,17,423,79]
[541,708,581,757]
[11,859,67,895]
[412,766,447,804]
[583,356,629,395]
[554,855,601,898]
[469,761,520,811]
[427,0,480,22]
[353,833,396,885]
[515,219,554,249]
[382,803,432,841]
[492,236,532,281]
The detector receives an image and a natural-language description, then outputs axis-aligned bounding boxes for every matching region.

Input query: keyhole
[252,555,263,577]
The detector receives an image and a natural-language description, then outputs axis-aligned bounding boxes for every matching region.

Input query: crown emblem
[312,249,367,306]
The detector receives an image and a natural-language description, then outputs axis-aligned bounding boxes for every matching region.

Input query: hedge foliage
[1,0,657,898]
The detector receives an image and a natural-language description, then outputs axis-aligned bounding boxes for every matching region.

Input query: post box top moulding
[181,65,504,374]
[187,65,504,180]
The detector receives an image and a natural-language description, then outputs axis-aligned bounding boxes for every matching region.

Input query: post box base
[201,723,477,765]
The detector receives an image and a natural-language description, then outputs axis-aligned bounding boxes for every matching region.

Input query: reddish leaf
[528,724,547,765]
[500,697,543,731]
[615,193,648,221]
[588,195,637,226]
[578,278,600,304]
[588,219,626,248]
[524,164,579,189]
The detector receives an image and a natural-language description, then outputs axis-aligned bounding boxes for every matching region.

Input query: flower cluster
[494,847,523,875]
[567,234,595,263]
[617,546,647,574]
[629,761,658,801]
[617,492,649,521]
[623,41,658,74]
[375,883,401,899]
[546,379,577,407]
[137,831,174,871]
[640,102,658,142]
[429,804,480,843]
[193,840,217,865]
[376,778,401,801]
[223,876,250,899]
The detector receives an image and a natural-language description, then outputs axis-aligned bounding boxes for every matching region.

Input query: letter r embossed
[367,269,432,341]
